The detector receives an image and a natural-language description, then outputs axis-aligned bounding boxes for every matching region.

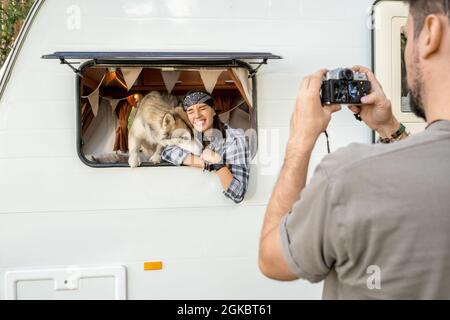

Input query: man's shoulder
[320,131,442,178]
[318,142,374,178]
[318,132,430,180]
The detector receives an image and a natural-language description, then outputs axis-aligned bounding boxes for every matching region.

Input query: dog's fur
[128,91,201,167]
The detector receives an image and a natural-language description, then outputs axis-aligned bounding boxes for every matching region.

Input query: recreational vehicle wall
[0,0,376,299]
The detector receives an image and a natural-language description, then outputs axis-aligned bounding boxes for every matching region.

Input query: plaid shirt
[161,124,250,203]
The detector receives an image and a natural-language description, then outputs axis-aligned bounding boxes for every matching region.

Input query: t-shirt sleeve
[279,164,341,283]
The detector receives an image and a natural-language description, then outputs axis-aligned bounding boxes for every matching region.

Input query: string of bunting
[80,67,250,118]
[80,68,142,117]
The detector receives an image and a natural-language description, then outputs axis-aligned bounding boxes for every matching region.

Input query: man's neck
[425,101,450,124]
[424,79,450,124]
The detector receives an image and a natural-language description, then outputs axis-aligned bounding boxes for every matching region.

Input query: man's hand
[349,66,400,138]
[289,69,341,148]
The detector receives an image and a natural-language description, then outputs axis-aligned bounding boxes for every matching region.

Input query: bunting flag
[232,68,253,107]
[87,88,100,117]
[81,67,240,118]
[108,99,120,113]
[199,69,223,94]
[121,67,143,91]
[161,70,181,94]
[81,74,105,117]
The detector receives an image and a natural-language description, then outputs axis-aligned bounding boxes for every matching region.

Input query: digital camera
[321,68,371,105]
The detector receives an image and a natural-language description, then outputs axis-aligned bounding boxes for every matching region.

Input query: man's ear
[421,14,444,60]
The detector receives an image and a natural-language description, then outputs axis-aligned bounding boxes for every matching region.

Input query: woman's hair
[212,112,226,138]
[182,90,214,111]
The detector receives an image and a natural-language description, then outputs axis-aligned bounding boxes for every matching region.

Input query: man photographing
[259,0,450,299]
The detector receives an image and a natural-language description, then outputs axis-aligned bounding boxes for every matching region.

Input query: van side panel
[0,0,373,299]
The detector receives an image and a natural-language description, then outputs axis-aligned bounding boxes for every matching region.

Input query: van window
[77,63,257,167]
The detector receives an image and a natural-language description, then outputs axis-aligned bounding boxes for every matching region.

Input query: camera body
[321,68,371,105]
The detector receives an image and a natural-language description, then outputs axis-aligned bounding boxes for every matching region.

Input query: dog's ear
[162,113,175,131]
[174,106,194,129]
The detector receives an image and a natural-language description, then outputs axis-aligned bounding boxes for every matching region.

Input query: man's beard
[409,88,426,121]
[408,53,427,121]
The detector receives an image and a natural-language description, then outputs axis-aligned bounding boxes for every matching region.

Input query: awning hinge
[248,58,268,78]
[59,58,84,77]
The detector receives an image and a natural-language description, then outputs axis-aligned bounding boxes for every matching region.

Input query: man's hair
[406,0,450,37]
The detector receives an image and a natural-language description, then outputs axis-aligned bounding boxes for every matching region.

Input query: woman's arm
[214,135,250,203]
[221,164,249,203]
[215,167,234,190]
[200,140,250,203]
[161,145,191,166]
[163,140,250,203]
[184,151,242,198]
[162,145,206,168]
[182,153,204,168]
[199,148,234,189]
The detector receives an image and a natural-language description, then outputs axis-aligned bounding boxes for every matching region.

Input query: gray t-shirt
[280,120,450,299]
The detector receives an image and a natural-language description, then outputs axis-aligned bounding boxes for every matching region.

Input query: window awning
[41,51,282,77]
[42,51,282,61]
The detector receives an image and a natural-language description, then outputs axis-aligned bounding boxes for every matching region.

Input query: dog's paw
[128,154,142,168]
[149,153,162,164]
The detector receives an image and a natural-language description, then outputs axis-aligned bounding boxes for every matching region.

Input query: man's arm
[258,66,403,281]
[258,70,341,280]
[258,142,316,280]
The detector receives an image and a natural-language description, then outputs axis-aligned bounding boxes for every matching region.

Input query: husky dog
[128,91,201,168]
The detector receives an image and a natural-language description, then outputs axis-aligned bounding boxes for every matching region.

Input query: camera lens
[340,68,354,80]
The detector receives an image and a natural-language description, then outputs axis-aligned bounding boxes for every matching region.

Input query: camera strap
[324,130,331,154]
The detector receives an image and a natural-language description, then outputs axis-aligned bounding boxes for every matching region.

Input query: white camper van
[0,0,418,300]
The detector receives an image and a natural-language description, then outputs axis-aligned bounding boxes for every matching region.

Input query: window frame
[76,59,258,168]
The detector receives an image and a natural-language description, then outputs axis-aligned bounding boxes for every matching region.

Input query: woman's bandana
[183,91,214,111]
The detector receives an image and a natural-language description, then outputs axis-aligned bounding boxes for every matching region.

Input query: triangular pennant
[108,99,120,113]
[87,88,100,117]
[121,67,143,91]
[161,70,181,94]
[231,68,253,107]
[200,70,223,94]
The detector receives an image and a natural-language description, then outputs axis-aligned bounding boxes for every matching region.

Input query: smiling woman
[161,90,251,203]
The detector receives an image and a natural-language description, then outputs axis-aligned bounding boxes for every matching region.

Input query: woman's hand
[200,149,222,164]
[349,66,400,138]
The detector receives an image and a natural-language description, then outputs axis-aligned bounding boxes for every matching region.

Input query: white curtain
[83,99,117,155]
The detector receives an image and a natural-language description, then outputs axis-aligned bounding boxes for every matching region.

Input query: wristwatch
[203,161,227,172]
[210,163,227,172]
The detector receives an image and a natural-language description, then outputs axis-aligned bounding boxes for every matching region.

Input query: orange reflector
[144,261,163,271]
